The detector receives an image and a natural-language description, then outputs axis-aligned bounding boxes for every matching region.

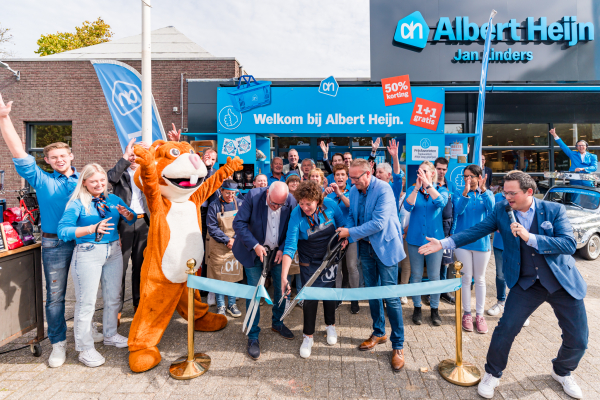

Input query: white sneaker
[48,340,67,368]
[91,322,103,343]
[477,372,500,399]
[486,302,505,316]
[207,292,216,306]
[299,336,313,358]
[400,296,408,305]
[79,348,105,368]
[103,333,128,348]
[523,318,530,327]
[552,369,583,399]
[326,325,337,345]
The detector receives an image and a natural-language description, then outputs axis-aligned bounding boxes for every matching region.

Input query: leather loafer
[272,324,294,340]
[247,339,260,360]
[391,349,405,371]
[359,334,388,351]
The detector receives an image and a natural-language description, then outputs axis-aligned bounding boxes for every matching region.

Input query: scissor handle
[261,245,277,277]
[325,232,344,260]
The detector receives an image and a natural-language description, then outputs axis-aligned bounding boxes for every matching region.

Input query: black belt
[359,239,371,245]
[42,232,58,238]
[136,213,146,219]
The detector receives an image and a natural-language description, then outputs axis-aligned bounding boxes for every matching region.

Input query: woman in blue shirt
[58,163,136,368]
[403,161,448,326]
[452,164,495,334]
[326,164,360,314]
[281,180,346,359]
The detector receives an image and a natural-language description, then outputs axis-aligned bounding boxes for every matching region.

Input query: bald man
[232,181,298,360]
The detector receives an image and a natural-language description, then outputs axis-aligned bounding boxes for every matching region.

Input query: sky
[1,0,370,78]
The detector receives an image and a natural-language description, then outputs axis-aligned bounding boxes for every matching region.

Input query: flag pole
[474,9,497,168]
[141,0,152,144]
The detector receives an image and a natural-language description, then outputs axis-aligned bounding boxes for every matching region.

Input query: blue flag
[474,10,497,168]
[91,60,166,151]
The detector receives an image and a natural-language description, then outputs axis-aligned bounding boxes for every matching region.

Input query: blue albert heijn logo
[420,138,431,149]
[218,105,242,130]
[319,76,339,97]
[450,166,466,190]
[393,11,429,49]
[112,81,142,116]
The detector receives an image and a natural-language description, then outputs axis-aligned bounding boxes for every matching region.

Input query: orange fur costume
[127,140,243,373]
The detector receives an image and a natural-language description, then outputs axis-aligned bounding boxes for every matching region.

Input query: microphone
[505,205,516,224]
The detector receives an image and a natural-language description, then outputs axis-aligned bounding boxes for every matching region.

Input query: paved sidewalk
[0,253,598,399]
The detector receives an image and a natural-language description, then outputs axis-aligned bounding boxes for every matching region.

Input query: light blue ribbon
[296,278,461,301]
[187,276,273,305]
[187,275,460,303]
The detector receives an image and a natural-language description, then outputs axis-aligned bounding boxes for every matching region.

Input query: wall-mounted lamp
[0,61,20,81]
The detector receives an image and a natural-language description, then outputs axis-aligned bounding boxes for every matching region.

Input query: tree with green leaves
[0,23,15,58]
[35,17,113,56]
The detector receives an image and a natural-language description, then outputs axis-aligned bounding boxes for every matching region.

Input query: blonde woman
[309,168,327,190]
[58,164,136,368]
[403,161,448,326]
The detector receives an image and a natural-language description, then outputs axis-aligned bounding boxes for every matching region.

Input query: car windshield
[546,188,600,210]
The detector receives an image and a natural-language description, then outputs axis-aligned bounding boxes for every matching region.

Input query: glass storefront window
[552,124,577,146]
[29,123,72,148]
[483,124,548,146]
[278,137,311,148]
[444,123,463,134]
[553,123,600,146]
[484,149,549,173]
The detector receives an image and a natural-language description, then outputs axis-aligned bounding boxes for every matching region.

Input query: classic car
[543,184,600,260]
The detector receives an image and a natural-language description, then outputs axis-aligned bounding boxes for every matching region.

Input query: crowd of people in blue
[0,90,596,398]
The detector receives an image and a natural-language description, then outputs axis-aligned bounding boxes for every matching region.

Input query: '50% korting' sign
[381,74,412,106]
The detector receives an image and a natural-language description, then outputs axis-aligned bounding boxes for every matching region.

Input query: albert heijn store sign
[216,85,445,135]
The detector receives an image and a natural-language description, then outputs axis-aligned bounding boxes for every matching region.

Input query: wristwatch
[425,185,432,190]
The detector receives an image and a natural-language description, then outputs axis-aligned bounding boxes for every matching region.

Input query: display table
[0,243,44,357]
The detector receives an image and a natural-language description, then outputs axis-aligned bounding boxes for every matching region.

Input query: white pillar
[141,0,152,144]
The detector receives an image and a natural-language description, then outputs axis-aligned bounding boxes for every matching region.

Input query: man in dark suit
[419,172,587,399]
[232,181,297,360]
[107,139,151,319]
[482,155,493,188]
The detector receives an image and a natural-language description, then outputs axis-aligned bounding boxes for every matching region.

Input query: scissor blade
[244,276,265,335]
[242,278,263,332]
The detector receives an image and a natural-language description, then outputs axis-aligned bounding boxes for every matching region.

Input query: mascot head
[134,140,209,202]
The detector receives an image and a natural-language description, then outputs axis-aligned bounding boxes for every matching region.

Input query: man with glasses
[232,181,297,360]
[550,128,598,187]
[337,158,407,372]
[419,172,587,399]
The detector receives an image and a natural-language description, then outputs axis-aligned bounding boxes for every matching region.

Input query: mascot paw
[134,145,154,167]
[227,156,244,171]
[129,346,162,373]
[194,311,228,332]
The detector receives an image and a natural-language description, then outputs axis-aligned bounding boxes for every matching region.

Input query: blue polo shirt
[57,194,136,244]
[265,172,284,185]
[13,155,80,235]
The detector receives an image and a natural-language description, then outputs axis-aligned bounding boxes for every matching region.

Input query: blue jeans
[216,294,236,308]
[407,244,443,308]
[494,248,507,302]
[71,241,123,351]
[359,241,404,350]
[41,237,76,344]
[486,281,588,378]
[244,257,285,340]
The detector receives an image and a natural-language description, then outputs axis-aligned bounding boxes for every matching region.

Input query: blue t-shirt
[58,194,136,244]
[453,189,495,252]
[13,155,80,235]
[283,197,346,259]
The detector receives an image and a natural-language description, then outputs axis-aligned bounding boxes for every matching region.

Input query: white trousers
[454,248,491,315]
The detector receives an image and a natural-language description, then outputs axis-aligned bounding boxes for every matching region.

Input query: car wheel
[580,233,600,260]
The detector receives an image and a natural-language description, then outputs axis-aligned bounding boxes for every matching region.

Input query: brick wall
[0,59,240,207]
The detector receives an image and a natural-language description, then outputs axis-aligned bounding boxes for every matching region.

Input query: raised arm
[319,141,333,174]
[0,93,27,158]
[134,144,163,214]
[191,156,243,206]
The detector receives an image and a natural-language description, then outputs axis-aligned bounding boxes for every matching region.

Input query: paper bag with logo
[205,202,243,283]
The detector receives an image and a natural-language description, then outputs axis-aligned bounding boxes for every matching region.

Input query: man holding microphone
[419,172,587,399]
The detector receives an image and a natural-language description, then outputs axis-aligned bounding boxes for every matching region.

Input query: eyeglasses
[504,191,524,198]
[462,174,478,178]
[349,171,367,181]
[267,194,285,208]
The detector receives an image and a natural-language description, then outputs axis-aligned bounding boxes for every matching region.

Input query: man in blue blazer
[337,158,406,372]
[419,172,587,399]
[232,181,297,360]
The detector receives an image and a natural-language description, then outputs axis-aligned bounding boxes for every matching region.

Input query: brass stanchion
[169,259,211,380]
[438,261,481,386]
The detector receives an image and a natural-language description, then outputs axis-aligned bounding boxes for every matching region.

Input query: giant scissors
[242,245,276,335]
[279,232,348,321]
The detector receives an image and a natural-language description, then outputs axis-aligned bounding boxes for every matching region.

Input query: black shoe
[440,293,456,305]
[271,324,294,340]
[247,339,260,360]
[412,307,422,325]
[422,295,430,306]
[350,301,360,314]
[431,308,442,326]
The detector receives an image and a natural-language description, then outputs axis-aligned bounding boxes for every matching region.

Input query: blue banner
[474,10,497,167]
[91,60,166,151]
[216,86,445,135]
